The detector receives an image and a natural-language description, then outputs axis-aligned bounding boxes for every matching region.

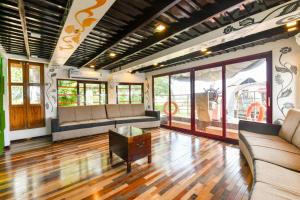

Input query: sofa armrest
[51,118,60,133]
[145,110,160,120]
[238,120,281,136]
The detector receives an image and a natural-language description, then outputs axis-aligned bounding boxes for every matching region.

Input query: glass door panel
[194,67,223,136]
[170,72,191,130]
[117,85,130,104]
[100,84,106,104]
[85,83,100,105]
[131,85,143,104]
[225,58,267,139]
[79,83,85,106]
[153,76,169,126]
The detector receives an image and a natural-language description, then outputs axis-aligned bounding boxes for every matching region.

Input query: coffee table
[108,126,151,173]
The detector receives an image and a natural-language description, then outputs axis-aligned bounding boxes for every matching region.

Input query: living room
[0,0,300,199]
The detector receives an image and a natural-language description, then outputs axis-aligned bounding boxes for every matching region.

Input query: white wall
[2,58,145,142]
[145,37,300,123]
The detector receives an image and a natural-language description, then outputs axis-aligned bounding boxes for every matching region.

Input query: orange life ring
[163,101,179,115]
[246,102,265,122]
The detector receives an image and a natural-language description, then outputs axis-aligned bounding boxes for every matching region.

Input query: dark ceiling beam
[135,25,295,73]
[99,0,244,70]
[79,0,183,68]
[17,0,30,58]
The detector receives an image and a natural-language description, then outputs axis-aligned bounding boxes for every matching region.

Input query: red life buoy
[163,101,179,115]
[246,102,265,122]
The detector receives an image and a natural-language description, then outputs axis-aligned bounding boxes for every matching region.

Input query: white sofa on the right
[239,109,300,200]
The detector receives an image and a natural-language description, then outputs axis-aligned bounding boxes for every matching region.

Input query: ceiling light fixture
[90,65,95,68]
[287,27,298,32]
[206,51,212,55]
[155,24,166,32]
[109,52,116,58]
[201,48,208,53]
[153,63,158,66]
[286,21,297,28]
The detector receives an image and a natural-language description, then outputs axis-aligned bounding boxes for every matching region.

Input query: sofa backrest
[119,104,133,117]
[292,123,300,148]
[106,104,121,118]
[279,109,300,142]
[90,105,107,120]
[131,104,145,116]
[74,106,92,121]
[105,104,145,118]
[58,107,76,124]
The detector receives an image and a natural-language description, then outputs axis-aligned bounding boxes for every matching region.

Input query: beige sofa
[51,104,160,141]
[239,109,300,200]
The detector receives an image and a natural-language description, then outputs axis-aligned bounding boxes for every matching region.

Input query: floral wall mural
[45,68,57,112]
[274,47,298,124]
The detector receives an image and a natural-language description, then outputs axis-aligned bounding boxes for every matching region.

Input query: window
[57,80,107,107]
[117,83,143,104]
[9,60,45,130]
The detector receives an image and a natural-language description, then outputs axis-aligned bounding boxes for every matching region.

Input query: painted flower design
[239,18,255,27]
[280,47,291,54]
[223,25,234,34]
[275,74,284,85]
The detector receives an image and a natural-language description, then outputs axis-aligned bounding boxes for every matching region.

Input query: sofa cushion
[246,137,300,154]
[106,104,121,118]
[115,116,157,124]
[91,105,107,120]
[250,145,300,172]
[251,182,300,200]
[58,107,76,124]
[255,160,300,195]
[239,130,283,142]
[279,109,300,142]
[119,104,133,117]
[292,123,300,149]
[75,106,92,122]
[131,104,145,116]
[58,119,115,132]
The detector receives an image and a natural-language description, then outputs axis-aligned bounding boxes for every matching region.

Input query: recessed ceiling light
[201,48,208,53]
[109,52,116,58]
[287,27,298,32]
[206,51,212,55]
[90,65,95,68]
[286,21,297,28]
[30,32,41,39]
[155,24,166,32]
[153,63,158,66]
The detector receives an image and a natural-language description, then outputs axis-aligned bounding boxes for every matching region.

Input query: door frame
[152,51,273,143]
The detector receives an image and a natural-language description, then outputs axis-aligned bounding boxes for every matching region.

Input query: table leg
[127,162,131,173]
[148,154,152,163]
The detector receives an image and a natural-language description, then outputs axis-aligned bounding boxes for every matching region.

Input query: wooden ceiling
[0,0,295,71]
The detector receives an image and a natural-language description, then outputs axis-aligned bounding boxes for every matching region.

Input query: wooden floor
[0,128,252,200]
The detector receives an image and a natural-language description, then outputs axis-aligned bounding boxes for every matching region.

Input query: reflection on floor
[1,128,251,200]
[172,121,239,139]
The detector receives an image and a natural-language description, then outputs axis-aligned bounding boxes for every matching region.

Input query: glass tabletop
[110,126,146,138]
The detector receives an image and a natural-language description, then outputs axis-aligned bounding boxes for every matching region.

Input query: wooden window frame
[8,60,45,130]
[116,82,144,104]
[57,79,108,107]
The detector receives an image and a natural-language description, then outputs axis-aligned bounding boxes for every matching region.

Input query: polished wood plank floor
[0,128,252,200]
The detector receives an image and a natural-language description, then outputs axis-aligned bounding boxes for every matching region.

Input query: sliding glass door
[154,76,170,126]
[170,72,191,130]
[194,67,223,137]
[153,53,272,141]
[225,58,268,139]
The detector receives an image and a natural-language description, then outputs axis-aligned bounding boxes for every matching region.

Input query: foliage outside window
[57,80,107,107]
[117,83,143,104]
